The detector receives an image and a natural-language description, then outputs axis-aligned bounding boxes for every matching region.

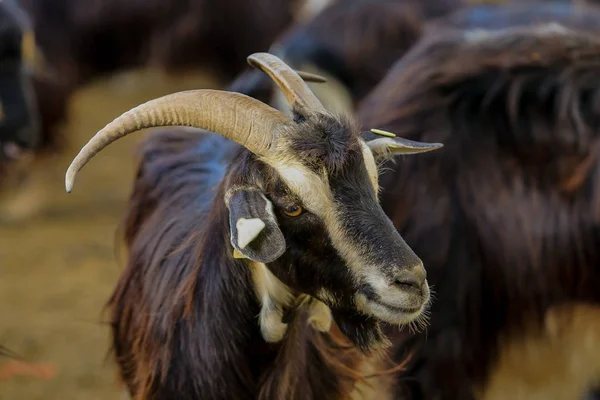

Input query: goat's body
[114,129,264,399]
[356,3,600,399]
[232,0,464,115]
[481,304,600,400]
[113,128,397,399]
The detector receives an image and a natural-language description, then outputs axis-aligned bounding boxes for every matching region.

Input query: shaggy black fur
[231,0,463,110]
[111,103,420,398]
[359,2,600,398]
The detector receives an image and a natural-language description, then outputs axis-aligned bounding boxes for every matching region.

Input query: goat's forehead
[276,114,365,169]
[264,140,379,213]
[279,140,374,179]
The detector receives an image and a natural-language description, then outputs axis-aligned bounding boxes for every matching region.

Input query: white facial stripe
[236,218,266,249]
[263,157,335,217]
[360,141,379,195]
[264,154,380,284]
[325,212,376,283]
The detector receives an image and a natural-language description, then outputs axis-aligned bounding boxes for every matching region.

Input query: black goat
[229,0,463,115]
[357,2,600,399]
[18,0,301,151]
[64,53,443,399]
[0,0,40,162]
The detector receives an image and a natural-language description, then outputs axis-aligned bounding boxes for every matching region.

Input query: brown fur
[357,2,600,399]
[481,304,600,400]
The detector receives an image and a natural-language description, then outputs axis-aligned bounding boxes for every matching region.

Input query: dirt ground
[0,69,221,400]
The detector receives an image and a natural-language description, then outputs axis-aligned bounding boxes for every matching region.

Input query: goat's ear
[227,189,286,264]
[364,129,443,161]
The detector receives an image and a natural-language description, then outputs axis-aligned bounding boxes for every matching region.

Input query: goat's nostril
[393,263,426,292]
[393,275,421,290]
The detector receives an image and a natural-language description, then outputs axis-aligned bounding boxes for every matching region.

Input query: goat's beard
[331,308,389,352]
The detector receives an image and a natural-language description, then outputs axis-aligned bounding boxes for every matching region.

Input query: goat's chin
[355,293,430,332]
[328,297,431,352]
[360,298,429,327]
[331,308,388,352]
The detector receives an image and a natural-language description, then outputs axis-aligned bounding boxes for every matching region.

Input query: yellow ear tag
[370,128,397,138]
[233,248,246,259]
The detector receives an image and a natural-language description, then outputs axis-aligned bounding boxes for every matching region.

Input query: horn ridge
[65,89,292,192]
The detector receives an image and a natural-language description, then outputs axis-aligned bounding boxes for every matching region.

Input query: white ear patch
[236,218,266,249]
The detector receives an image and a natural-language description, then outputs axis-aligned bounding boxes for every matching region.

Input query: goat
[356,2,600,399]
[64,53,443,399]
[229,0,463,117]
[0,0,40,162]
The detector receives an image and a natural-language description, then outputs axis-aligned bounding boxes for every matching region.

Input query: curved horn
[65,89,292,193]
[247,52,327,114]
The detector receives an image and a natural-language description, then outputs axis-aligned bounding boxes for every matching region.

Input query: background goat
[0,0,40,164]
[64,53,442,399]
[357,2,600,399]
[18,0,301,148]
[229,0,464,116]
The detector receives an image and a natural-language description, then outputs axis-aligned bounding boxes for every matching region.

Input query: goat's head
[357,2,600,351]
[65,53,442,350]
[0,0,41,160]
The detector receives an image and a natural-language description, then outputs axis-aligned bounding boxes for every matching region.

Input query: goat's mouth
[355,292,430,326]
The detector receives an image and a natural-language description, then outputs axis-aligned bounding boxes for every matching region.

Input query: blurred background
[2,0,600,399]
[0,70,221,399]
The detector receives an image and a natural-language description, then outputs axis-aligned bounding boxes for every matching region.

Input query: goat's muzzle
[341,209,431,326]
[358,260,430,326]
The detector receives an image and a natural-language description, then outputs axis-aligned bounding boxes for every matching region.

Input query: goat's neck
[242,260,383,400]
[189,206,374,399]
[247,260,333,343]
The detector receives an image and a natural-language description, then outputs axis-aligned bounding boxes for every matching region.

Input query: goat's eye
[282,205,303,217]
